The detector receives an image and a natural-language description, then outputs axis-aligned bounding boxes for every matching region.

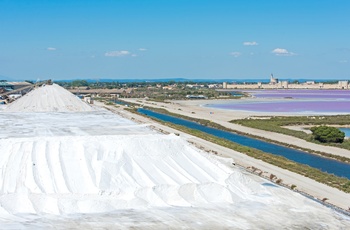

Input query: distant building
[0,81,14,92]
[208,84,220,88]
[279,80,289,89]
[9,81,33,90]
[162,86,174,90]
[338,81,348,89]
[186,84,205,89]
[186,95,207,99]
[270,74,278,84]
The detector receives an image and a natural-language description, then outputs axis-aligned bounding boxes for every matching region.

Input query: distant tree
[72,80,88,87]
[310,126,345,143]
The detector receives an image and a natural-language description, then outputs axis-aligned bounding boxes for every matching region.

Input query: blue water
[138,108,350,179]
[111,100,129,106]
[339,128,350,138]
[229,91,244,97]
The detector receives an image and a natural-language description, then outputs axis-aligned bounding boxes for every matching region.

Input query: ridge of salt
[5,84,95,112]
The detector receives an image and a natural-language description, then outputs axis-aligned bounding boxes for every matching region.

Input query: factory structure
[223,74,349,90]
[0,80,34,104]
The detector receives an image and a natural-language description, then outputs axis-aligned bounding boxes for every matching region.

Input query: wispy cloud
[138,48,147,51]
[272,48,296,56]
[47,47,56,51]
[243,41,258,46]
[339,60,348,63]
[105,50,131,57]
[230,52,241,58]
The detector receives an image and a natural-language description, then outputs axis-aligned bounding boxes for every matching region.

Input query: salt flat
[0,111,150,138]
[0,85,349,229]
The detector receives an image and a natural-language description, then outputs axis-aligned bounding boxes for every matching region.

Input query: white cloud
[138,48,147,51]
[230,52,241,57]
[105,50,131,57]
[272,48,296,56]
[131,54,138,57]
[243,41,258,46]
[339,60,348,63]
[47,47,56,51]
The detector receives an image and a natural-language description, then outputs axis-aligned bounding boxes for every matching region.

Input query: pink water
[241,89,350,100]
[208,89,350,114]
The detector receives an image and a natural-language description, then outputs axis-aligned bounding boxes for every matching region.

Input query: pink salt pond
[207,89,350,114]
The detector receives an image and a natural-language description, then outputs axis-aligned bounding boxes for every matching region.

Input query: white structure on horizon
[222,78,350,90]
[338,80,349,89]
[270,74,278,84]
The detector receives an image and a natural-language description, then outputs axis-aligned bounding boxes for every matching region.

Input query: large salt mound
[0,134,247,212]
[1,134,349,228]
[5,84,94,112]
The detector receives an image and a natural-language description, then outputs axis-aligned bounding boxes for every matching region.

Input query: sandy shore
[96,101,350,212]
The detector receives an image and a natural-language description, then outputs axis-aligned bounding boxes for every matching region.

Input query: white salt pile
[0,84,349,228]
[5,84,94,112]
[0,134,253,213]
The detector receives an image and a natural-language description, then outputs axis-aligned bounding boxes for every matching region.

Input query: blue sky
[0,0,349,80]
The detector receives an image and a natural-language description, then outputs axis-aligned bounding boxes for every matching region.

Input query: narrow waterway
[138,108,350,180]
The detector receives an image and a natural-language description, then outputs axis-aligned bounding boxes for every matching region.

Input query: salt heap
[5,84,94,112]
[0,84,349,228]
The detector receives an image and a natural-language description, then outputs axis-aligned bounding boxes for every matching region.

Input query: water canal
[138,108,350,179]
[340,128,350,138]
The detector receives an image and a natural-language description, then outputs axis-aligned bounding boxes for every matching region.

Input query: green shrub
[310,126,345,143]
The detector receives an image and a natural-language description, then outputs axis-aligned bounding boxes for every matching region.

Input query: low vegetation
[57,79,243,101]
[231,115,350,150]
